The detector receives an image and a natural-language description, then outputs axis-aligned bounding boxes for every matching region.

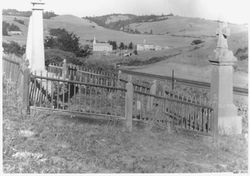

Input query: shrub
[235,47,248,61]
[2,41,25,57]
[45,49,86,66]
[191,40,204,45]
[8,23,21,31]
[45,28,92,57]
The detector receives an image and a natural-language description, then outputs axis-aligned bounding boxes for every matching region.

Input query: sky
[1,0,249,24]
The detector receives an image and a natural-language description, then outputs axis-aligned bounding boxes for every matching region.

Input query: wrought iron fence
[29,71,126,119]
[131,82,214,135]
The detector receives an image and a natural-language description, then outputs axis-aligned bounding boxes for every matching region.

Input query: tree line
[108,41,134,50]
[3,9,58,19]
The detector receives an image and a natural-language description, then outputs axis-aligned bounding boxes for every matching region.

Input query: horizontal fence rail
[119,69,248,96]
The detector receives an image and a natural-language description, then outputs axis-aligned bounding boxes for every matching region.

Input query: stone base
[218,115,242,135]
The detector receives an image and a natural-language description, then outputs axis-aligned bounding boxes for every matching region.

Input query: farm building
[136,39,163,51]
[93,37,112,52]
[8,31,22,35]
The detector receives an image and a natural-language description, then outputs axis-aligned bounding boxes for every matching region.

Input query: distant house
[136,39,162,51]
[8,31,22,35]
[93,37,112,52]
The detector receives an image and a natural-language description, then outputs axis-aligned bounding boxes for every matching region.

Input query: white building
[8,31,22,35]
[136,39,163,51]
[93,37,112,52]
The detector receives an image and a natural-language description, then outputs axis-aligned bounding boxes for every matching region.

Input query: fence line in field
[119,68,248,96]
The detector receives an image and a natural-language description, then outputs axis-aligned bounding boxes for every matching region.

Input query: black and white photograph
[1,0,249,174]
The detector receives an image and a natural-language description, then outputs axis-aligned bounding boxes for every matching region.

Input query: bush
[191,40,204,45]
[45,28,92,57]
[8,23,21,31]
[2,41,25,57]
[235,47,248,61]
[45,49,86,66]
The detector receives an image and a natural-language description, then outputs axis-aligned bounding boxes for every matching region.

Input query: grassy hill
[3,14,248,87]
[3,14,192,48]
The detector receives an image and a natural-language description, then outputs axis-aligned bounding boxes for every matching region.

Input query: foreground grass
[3,80,248,173]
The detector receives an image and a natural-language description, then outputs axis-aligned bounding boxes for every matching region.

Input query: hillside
[3,14,248,86]
[3,15,193,48]
[127,16,247,36]
[85,14,169,32]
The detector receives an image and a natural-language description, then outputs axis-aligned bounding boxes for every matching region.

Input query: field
[2,79,248,173]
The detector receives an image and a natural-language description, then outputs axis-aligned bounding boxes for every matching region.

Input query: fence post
[117,70,122,88]
[125,75,133,132]
[171,69,175,90]
[22,67,31,114]
[62,59,67,79]
[147,80,157,111]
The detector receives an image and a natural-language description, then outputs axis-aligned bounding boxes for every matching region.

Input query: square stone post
[209,22,242,135]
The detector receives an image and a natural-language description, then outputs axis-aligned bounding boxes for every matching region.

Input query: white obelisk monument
[209,22,242,135]
[26,0,45,73]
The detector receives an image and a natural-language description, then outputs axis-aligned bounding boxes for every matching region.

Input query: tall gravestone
[26,0,45,74]
[209,22,242,135]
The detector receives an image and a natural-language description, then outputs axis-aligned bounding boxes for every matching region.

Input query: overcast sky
[1,0,249,24]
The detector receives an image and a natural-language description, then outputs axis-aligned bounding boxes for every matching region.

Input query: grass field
[3,74,248,173]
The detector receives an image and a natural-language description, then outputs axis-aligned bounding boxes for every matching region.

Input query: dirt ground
[3,83,248,173]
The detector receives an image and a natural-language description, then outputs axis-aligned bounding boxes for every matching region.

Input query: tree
[119,42,124,50]
[133,50,138,55]
[150,29,153,34]
[2,41,25,57]
[108,40,117,50]
[44,28,91,58]
[128,42,133,50]
[2,21,10,36]
[8,23,21,31]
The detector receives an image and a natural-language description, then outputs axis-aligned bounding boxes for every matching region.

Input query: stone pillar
[125,75,133,132]
[209,22,242,135]
[26,0,45,74]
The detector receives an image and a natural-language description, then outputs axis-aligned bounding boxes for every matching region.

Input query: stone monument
[209,22,242,135]
[25,0,46,74]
